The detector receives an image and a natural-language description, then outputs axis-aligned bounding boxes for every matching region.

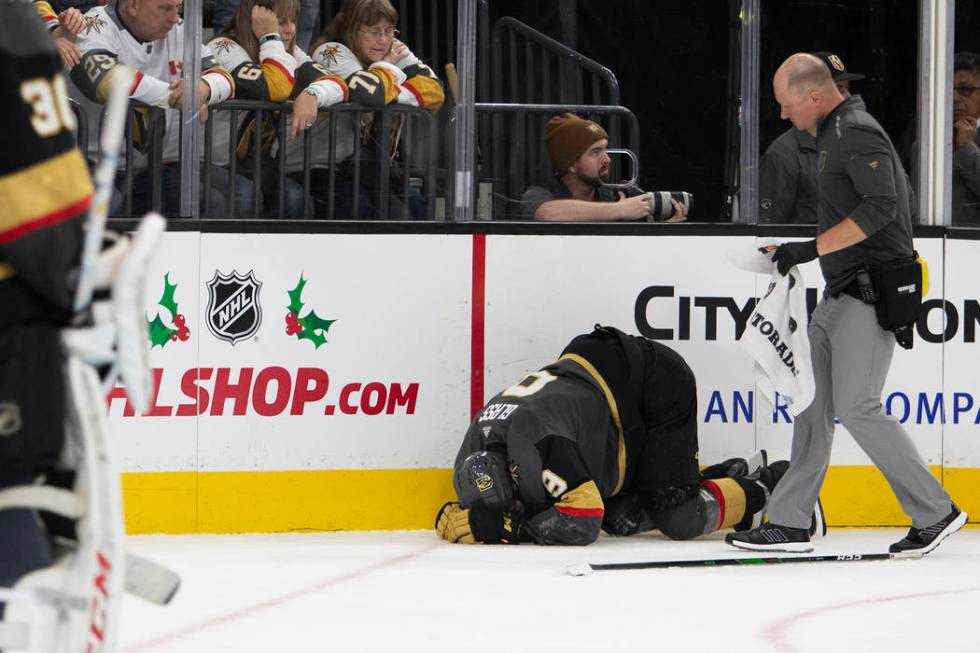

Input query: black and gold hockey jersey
[0,0,91,323]
[456,355,625,545]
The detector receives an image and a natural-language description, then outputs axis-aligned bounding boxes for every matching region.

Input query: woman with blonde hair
[305,0,445,219]
[207,0,348,217]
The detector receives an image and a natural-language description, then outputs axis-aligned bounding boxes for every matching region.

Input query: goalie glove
[62,215,165,414]
[434,502,523,544]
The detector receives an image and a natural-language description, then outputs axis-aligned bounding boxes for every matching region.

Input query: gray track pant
[767,294,951,530]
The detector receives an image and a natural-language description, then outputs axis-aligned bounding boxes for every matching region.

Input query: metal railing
[114,104,165,218]
[68,98,89,163]
[107,100,438,220]
[489,16,620,106]
[461,103,640,220]
[482,17,626,201]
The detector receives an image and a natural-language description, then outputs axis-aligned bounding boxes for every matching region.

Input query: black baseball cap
[812,51,865,82]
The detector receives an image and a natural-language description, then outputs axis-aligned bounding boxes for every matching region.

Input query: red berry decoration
[285,312,304,336]
[174,313,186,328]
[178,326,190,341]
[171,334,177,342]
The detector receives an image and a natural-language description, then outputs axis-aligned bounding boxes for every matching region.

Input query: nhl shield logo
[206,270,263,345]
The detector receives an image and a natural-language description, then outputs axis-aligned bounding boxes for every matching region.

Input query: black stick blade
[567,552,893,575]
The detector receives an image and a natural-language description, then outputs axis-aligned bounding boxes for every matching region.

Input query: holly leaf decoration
[148,314,176,348]
[287,275,308,315]
[159,272,179,320]
[287,275,336,349]
[297,310,336,349]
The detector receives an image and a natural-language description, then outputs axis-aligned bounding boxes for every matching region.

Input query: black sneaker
[889,505,968,558]
[726,523,813,553]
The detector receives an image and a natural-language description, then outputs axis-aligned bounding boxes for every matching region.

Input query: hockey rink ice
[118,528,980,652]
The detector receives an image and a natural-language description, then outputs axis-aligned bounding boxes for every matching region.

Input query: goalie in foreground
[436,325,824,546]
[0,2,166,650]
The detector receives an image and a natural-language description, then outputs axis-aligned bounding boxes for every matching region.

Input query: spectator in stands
[952,52,980,227]
[207,0,348,217]
[70,0,255,218]
[33,1,86,66]
[306,0,445,219]
[520,113,688,222]
[759,52,865,224]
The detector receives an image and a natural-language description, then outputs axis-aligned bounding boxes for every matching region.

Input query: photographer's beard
[575,161,611,189]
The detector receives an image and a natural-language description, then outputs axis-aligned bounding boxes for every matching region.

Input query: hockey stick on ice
[73,66,135,313]
[125,553,181,605]
[0,486,177,605]
[567,552,893,575]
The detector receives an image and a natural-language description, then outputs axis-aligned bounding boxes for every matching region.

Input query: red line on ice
[123,543,439,652]
[765,586,980,652]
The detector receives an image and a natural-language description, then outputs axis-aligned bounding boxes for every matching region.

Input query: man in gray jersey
[727,53,968,557]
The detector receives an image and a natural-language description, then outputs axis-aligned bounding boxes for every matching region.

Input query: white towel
[729,243,815,416]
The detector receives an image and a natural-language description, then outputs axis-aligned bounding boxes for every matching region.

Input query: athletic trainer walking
[727,53,967,557]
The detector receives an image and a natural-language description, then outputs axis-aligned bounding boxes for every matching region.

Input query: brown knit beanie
[545,113,608,173]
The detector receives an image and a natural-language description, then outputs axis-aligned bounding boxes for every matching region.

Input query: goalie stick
[73,67,134,313]
[567,552,894,575]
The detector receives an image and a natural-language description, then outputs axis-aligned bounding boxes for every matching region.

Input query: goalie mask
[453,449,514,511]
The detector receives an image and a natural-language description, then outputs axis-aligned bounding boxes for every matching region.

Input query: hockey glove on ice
[435,502,523,544]
[772,239,818,276]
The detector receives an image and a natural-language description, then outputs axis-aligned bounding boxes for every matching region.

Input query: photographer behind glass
[520,113,691,222]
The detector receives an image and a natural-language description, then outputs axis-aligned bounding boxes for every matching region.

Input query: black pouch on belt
[869,253,923,338]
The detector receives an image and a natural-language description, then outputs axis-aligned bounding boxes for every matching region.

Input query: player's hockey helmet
[453,448,514,511]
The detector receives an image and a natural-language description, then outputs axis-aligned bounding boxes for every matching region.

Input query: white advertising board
[942,238,980,468]
[109,233,472,472]
[483,234,949,467]
[110,231,977,475]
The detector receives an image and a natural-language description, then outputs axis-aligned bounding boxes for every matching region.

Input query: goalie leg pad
[4,359,129,652]
[0,560,87,652]
[63,357,126,652]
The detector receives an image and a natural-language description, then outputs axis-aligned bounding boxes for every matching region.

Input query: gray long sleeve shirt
[815,95,914,295]
[759,128,819,224]
[759,97,869,225]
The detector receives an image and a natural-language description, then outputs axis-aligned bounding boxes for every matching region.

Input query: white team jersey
[310,41,364,80]
[203,36,349,170]
[207,35,299,86]
[75,5,231,107]
[205,36,296,167]
[74,3,232,161]
[311,41,419,107]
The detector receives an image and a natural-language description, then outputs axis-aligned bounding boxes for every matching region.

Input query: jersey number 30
[20,75,75,138]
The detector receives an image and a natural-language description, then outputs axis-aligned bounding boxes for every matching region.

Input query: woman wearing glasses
[303,0,445,219]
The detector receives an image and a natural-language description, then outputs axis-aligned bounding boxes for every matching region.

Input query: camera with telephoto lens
[647,191,693,221]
